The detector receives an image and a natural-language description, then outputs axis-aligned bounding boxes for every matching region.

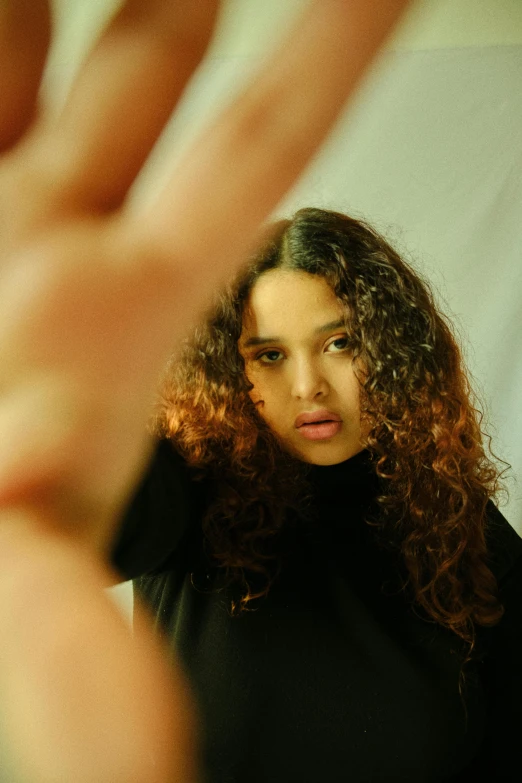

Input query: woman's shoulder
[110,438,204,580]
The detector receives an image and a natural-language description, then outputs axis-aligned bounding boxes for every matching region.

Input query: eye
[257,349,284,364]
[325,335,350,353]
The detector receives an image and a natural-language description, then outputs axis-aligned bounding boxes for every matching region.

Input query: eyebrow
[242,318,346,348]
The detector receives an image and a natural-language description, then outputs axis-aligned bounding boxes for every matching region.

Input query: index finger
[0,0,51,151]
[38,0,220,212]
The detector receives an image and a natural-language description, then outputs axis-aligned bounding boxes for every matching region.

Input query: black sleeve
[462,502,522,780]
[109,439,194,581]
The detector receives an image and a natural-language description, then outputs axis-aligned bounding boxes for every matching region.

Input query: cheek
[246,372,283,424]
[247,376,272,408]
[245,367,265,407]
[335,363,360,400]
[248,384,262,406]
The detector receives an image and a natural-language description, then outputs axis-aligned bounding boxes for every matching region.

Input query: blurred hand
[0,1,410,781]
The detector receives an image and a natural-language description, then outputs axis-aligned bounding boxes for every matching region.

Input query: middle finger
[38,0,220,213]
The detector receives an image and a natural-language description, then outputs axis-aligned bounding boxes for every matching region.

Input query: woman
[113,208,522,783]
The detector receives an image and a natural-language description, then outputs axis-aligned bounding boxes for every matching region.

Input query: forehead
[241,269,343,337]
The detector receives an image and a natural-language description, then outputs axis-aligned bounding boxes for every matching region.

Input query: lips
[295,409,342,428]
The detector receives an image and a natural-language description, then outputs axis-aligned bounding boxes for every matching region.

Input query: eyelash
[257,350,283,364]
[255,336,350,364]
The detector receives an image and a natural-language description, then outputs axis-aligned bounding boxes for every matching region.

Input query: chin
[298,442,365,466]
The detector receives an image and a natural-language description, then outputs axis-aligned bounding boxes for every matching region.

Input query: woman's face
[239,269,367,465]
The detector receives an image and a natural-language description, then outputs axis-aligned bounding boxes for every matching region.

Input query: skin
[240,270,367,466]
[0,1,411,781]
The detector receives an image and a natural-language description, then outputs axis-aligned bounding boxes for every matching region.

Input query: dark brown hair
[155,207,506,668]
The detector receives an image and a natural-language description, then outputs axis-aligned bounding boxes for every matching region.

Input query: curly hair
[154,207,506,669]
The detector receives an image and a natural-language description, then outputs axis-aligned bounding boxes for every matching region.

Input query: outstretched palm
[0,2,409,781]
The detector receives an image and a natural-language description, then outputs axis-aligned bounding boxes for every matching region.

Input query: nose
[291,357,329,401]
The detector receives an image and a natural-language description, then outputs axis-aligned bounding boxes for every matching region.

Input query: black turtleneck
[112,439,522,783]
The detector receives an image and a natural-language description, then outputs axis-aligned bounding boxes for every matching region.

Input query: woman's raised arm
[0,2,410,781]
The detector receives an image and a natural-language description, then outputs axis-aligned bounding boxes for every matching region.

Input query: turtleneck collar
[308,448,376,492]
[303,448,381,529]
